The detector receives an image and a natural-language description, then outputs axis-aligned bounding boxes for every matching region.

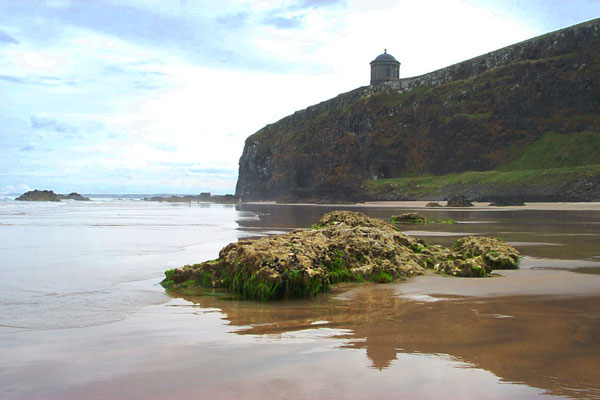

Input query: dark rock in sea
[390,212,427,224]
[211,194,239,204]
[426,202,442,207]
[144,195,196,203]
[16,190,62,202]
[446,195,474,207]
[161,211,520,300]
[16,190,90,202]
[59,192,90,201]
[144,193,239,204]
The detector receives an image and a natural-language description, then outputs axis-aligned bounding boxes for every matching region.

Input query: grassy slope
[365,131,600,198]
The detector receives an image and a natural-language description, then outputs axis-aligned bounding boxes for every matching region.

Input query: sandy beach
[246,200,600,211]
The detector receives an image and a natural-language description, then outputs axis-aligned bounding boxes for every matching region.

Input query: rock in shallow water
[162,211,520,300]
[446,195,474,207]
[453,236,520,270]
[390,213,427,224]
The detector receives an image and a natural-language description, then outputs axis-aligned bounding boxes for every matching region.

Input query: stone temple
[370,49,400,85]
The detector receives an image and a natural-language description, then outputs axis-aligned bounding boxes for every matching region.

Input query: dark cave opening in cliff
[379,165,392,179]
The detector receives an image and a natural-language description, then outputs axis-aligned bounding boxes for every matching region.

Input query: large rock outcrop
[15,190,90,202]
[15,190,61,202]
[161,211,520,300]
[235,18,600,202]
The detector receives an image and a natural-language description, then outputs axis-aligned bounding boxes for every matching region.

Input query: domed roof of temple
[371,49,399,63]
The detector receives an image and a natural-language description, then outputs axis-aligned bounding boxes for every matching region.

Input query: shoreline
[243,200,600,211]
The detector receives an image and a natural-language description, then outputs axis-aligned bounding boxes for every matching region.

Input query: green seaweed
[373,271,394,283]
[470,264,487,277]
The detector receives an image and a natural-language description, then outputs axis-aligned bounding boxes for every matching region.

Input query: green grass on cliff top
[366,165,600,195]
[366,131,600,196]
[499,131,600,171]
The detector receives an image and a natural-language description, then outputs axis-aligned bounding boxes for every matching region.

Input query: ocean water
[0,198,260,330]
[1,199,600,399]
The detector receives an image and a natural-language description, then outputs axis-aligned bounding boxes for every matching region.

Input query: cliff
[235,18,600,202]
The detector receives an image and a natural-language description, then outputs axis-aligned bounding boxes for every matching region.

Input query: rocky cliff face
[236,18,600,201]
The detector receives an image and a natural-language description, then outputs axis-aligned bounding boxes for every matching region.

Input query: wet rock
[390,213,427,224]
[435,256,488,277]
[453,236,520,270]
[312,210,392,229]
[446,195,474,207]
[161,211,520,300]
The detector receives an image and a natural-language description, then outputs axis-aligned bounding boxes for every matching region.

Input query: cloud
[263,14,304,29]
[19,144,37,152]
[0,74,26,84]
[0,74,74,87]
[298,0,346,9]
[0,184,31,195]
[216,11,251,28]
[0,29,18,44]
[30,116,73,133]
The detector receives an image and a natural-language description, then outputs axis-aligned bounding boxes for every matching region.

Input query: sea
[1,196,599,399]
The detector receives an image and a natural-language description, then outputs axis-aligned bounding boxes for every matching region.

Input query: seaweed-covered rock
[312,210,391,229]
[435,256,488,277]
[161,211,521,300]
[390,213,426,224]
[426,202,442,207]
[453,236,520,270]
[446,195,474,207]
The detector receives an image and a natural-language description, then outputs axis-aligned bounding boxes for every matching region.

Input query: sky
[1,0,599,195]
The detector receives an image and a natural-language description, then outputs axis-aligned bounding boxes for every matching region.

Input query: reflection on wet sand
[176,284,600,399]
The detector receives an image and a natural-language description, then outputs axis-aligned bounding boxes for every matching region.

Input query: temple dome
[372,51,399,63]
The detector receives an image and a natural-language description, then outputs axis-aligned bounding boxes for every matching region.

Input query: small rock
[390,213,427,224]
[446,195,474,207]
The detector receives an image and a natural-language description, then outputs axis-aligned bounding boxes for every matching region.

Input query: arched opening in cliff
[378,165,392,179]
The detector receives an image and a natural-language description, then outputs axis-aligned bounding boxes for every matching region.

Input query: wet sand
[398,268,600,298]
[2,202,600,399]
[5,281,598,400]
